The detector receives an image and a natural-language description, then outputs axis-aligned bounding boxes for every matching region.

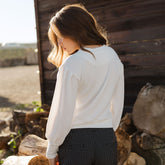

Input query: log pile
[2,135,49,165]
[3,132,132,165]
[131,83,165,165]
[114,82,165,164]
[11,110,49,139]
[0,112,14,150]
[25,111,49,138]
[2,82,165,165]
[0,107,50,163]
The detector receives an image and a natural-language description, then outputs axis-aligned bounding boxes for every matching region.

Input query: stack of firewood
[131,83,165,165]
[120,83,165,165]
[2,83,165,165]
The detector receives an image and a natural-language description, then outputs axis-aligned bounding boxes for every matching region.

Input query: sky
[0,0,37,43]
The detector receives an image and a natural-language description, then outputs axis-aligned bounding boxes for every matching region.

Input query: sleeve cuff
[46,140,59,159]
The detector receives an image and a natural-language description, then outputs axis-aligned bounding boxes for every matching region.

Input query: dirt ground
[0,65,41,110]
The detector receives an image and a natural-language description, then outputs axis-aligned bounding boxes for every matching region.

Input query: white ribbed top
[45,45,124,159]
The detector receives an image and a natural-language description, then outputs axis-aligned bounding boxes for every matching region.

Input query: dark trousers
[58,128,117,165]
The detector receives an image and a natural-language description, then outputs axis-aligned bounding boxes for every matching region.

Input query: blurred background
[0,0,41,112]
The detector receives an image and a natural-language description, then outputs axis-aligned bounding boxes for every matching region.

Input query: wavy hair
[47,3,108,68]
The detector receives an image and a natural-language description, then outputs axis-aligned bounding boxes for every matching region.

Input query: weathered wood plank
[124,95,138,106]
[41,51,58,70]
[38,0,164,16]
[109,25,165,44]
[44,70,58,80]
[34,0,46,105]
[38,6,165,35]
[38,0,164,22]
[86,0,164,10]
[44,90,55,105]
[104,13,165,32]
[38,0,77,13]
[88,0,164,19]
[40,40,52,52]
[44,80,56,91]
[125,75,165,86]
[124,66,165,78]
[121,54,165,67]
[37,0,165,30]
[111,39,165,55]
[125,75,165,105]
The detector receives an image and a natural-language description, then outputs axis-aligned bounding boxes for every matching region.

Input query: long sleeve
[45,64,79,159]
[110,64,124,131]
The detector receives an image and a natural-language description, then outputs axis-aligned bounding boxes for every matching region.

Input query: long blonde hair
[47,4,108,68]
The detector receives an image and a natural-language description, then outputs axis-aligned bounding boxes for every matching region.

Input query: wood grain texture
[34,0,165,113]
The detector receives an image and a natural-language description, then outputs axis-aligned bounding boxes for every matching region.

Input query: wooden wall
[34,0,165,113]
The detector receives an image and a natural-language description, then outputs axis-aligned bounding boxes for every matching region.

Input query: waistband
[69,127,114,134]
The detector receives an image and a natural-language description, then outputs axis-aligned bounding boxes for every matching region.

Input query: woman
[45,3,124,165]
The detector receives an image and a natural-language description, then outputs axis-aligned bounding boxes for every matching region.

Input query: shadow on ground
[0,96,17,108]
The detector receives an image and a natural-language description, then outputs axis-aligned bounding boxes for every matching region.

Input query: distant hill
[0,42,37,49]
[0,43,38,67]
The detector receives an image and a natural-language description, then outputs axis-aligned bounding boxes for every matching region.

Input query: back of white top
[45,45,124,159]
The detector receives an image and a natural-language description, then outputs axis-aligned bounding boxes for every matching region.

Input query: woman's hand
[48,154,59,165]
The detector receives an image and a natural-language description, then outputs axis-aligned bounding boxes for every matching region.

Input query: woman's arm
[45,64,79,159]
[110,63,124,131]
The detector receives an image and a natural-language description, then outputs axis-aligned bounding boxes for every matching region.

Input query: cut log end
[132,83,165,140]
[3,155,49,165]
